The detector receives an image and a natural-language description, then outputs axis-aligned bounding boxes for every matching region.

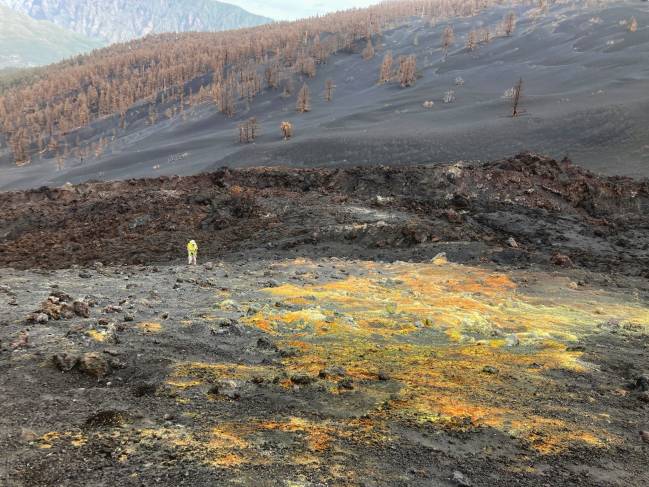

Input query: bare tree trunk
[511,77,523,117]
[324,79,335,102]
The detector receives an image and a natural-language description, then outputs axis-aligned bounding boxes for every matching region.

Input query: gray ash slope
[1,1,649,191]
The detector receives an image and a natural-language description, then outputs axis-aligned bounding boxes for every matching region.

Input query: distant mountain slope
[0,5,103,68]
[0,0,272,43]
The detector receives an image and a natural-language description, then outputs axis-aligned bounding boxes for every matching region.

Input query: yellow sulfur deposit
[138,322,162,333]
[241,260,649,453]
[39,259,648,476]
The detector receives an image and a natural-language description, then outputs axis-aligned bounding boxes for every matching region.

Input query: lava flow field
[1,154,649,486]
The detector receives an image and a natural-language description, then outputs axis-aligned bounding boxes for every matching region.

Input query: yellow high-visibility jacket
[187,241,198,255]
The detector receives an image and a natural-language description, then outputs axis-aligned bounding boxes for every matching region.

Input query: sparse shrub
[443,90,456,103]
[461,317,497,337]
[502,87,515,99]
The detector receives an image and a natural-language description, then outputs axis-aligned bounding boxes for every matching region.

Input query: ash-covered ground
[1,154,649,486]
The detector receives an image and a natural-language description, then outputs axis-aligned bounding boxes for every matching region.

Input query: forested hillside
[0,0,523,165]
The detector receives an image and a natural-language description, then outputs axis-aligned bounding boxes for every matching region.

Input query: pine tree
[324,79,336,102]
[480,28,491,44]
[265,61,280,89]
[442,25,455,59]
[282,76,294,99]
[280,121,293,140]
[78,93,90,126]
[148,103,158,125]
[362,38,375,59]
[511,77,523,117]
[466,30,478,51]
[10,129,29,165]
[297,55,317,78]
[379,51,393,84]
[296,83,311,113]
[503,12,517,37]
[219,83,236,118]
[239,117,258,143]
[398,55,417,87]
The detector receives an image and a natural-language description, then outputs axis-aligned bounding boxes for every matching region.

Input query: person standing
[187,240,198,265]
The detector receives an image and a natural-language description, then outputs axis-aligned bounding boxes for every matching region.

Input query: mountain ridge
[0,0,272,44]
[0,5,103,68]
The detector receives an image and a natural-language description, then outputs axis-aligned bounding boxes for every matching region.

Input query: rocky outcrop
[1,154,648,276]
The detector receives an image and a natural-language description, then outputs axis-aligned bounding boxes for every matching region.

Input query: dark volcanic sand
[1,258,648,486]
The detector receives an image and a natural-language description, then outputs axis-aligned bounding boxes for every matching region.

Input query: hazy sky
[226,1,380,21]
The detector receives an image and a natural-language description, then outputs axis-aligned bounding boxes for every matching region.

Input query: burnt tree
[239,117,258,143]
[324,79,336,102]
[511,77,523,117]
[280,121,293,140]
